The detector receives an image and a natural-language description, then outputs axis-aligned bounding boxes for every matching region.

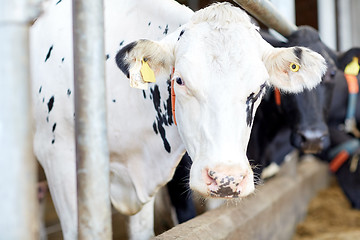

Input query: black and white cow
[31,1,326,239]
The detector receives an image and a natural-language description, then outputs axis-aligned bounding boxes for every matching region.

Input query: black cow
[168,26,339,223]
[248,26,337,177]
[259,27,360,208]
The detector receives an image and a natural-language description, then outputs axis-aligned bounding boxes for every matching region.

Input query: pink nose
[203,166,249,198]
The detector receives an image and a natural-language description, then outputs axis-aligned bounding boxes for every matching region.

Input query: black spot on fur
[67,89,71,96]
[178,29,185,41]
[56,0,62,5]
[246,83,266,127]
[62,57,65,63]
[157,118,171,153]
[52,123,57,132]
[51,139,55,144]
[148,22,151,26]
[163,24,169,35]
[166,80,173,125]
[246,93,255,127]
[106,54,110,60]
[115,41,137,78]
[119,40,124,46]
[153,121,158,134]
[46,116,49,123]
[151,85,161,115]
[39,86,42,94]
[112,99,116,103]
[150,85,172,153]
[42,97,45,103]
[45,45,53,62]
[294,47,302,62]
[47,96,54,113]
[143,90,146,99]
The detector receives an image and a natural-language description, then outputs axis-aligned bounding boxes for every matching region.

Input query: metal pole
[233,0,298,37]
[337,0,352,51]
[0,0,42,239]
[72,0,112,239]
[267,0,295,42]
[317,0,337,50]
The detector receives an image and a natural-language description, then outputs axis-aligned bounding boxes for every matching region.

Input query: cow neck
[171,67,177,126]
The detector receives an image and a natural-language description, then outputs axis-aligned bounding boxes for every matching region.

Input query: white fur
[31,0,192,239]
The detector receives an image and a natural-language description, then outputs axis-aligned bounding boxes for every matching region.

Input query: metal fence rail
[72,0,112,239]
[154,156,330,240]
[233,0,298,37]
[0,0,43,239]
[0,0,112,238]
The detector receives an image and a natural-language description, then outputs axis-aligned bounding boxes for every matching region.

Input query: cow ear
[337,48,360,71]
[263,46,326,93]
[115,39,174,89]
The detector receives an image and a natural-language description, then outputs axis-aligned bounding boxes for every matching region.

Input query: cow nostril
[320,136,327,142]
[299,130,328,144]
[300,134,307,143]
[203,169,217,186]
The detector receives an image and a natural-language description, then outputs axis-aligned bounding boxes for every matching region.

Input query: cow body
[31,1,326,239]
[31,0,192,238]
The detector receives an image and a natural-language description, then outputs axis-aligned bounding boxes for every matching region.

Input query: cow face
[116,3,326,199]
[278,26,337,153]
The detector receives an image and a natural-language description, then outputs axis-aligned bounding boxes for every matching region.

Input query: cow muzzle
[202,165,254,198]
[292,129,330,154]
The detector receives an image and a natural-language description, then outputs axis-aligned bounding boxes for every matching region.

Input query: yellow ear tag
[289,62,300,72]
[344,57,360,76]
[140,59,156,83]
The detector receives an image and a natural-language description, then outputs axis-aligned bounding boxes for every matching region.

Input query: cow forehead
[173,24,267,96]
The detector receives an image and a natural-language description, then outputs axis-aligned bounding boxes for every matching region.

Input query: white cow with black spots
[31,0,326,239]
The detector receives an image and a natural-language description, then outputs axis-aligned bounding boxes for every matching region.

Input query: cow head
[270,26,337,153]
[116,3,326,199]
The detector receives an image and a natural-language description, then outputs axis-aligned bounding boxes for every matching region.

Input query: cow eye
[175,77,185,86]
[330,70,336,77]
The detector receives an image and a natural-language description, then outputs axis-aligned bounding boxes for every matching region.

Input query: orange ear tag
[140,59,156,83]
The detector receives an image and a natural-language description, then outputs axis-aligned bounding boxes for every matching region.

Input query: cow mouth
[209,189,240,198]
[301,142,323,154]
[208,181,241,198]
